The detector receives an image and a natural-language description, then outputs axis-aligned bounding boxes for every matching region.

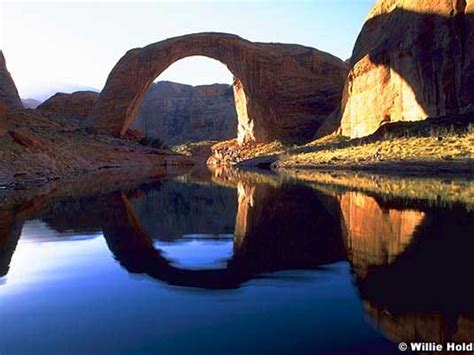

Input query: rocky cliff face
[38,91,99,118]
[337,0,474,138]
[0,51,22,112]
[131,81,237,146]
[0,101,7,137]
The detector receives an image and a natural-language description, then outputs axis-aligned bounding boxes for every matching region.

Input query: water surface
[1,168,473,354]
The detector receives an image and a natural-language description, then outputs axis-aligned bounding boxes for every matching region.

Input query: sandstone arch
[87,33,348,144]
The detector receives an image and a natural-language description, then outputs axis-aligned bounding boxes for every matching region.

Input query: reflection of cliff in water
[356,204,474,346]
[1,169,474,342]
[129,180,237,241]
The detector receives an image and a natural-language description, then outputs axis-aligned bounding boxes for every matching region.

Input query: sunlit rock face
[233,79,255,144]
[339,192,424,278]
[88,33,348,144]
[38,91,99,118]
[131,81,237,146]
[338,0,474,138]
[0,51,22,112]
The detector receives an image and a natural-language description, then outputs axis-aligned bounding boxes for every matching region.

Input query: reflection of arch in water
[102,181,346,289]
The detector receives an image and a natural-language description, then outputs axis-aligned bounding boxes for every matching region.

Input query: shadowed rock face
[38,91,99,118]
[332,0,474,138]
[0,51,22,112]
[0,101,7,137]
[87,32,348,144]
[131,81,237,146]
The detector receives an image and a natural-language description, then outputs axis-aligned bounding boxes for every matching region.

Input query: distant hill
[24,83,100,102]
[21,98,42,109]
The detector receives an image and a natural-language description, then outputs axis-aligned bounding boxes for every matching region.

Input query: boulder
[337,0,474,138]
[0,51,22,111]
[88,33,349,144]
[38,91,99,118]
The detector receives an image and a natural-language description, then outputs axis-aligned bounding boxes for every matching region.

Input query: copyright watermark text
[399,342,474,352]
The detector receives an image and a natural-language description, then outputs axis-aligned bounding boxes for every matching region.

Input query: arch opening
[129,55,255,147]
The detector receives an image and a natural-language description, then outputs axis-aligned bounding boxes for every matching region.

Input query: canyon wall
[0,51,22,112]
[131,81,237,146]
[336,0,474,138]
[0,101,7,137]
[0,51,23,136]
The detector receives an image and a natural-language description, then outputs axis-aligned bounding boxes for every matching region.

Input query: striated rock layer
[88,32,348,144]
[131,81,237,146]
[337,0,474,138]
[38,91,99,118]
[0,51,22,112]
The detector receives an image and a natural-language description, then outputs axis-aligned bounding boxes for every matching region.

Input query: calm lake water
[1,168,473,355]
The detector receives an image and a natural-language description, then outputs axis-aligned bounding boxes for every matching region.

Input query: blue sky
[1,1,374,99]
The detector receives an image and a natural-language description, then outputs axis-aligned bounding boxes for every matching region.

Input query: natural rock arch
[87,32,348,144]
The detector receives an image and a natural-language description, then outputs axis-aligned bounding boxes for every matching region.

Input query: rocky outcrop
[38,91,99,118]
[0,109,192,188]
[0,101,7,137]
[0,51,22,112]
[337,0,474,138]
[131,81,237,146]
[88,33,349,144]
[10,127,52,153]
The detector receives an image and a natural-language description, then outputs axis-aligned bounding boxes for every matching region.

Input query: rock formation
[131,81,237,146]
[87,33,349,144]
[336,0,474,138]
[0,51,23,112]
[38,91,99,118]
[0,101,7,137]
[0,109,192,188]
